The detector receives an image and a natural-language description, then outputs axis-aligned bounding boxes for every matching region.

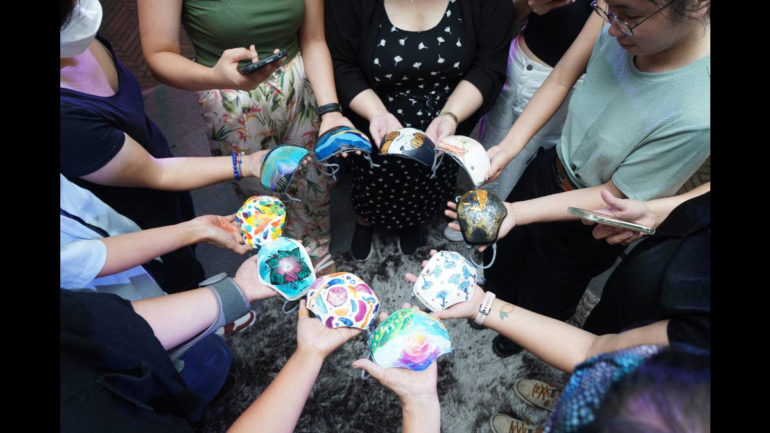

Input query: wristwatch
[316,102,342,117]
[473,291,496,327]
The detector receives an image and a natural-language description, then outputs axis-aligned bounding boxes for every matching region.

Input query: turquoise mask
[260,145,309,201]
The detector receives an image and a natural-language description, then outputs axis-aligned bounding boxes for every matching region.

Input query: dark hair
[650,0,710,21]
[61,0,77,30]
[582,345,710,433]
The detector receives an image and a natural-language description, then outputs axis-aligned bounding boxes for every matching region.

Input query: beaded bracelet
[232,151,241,180]
[237,152,244,179]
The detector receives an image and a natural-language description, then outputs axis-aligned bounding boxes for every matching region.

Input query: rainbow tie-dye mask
[433,135,491,186]
[456,189,507,269]
[260,145,309,201]
[257,237,316,303]
[379,128,437,167]
[368,308,453,371]
[412,251,477,312]
[306,272,380,330]
[234,195,286,249]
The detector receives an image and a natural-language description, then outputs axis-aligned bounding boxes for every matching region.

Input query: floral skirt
[197,52,335,271]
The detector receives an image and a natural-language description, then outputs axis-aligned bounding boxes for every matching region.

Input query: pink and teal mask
[305,272,380,330]
[234,195,286,249]
[260,144,309,201]
[412,250,477,312]
[367,308,453,371]
[257,237,316,304]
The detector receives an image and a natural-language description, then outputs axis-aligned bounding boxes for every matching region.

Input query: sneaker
[489,413,544,433]
[314,253,337,275]
[351,223,374,260]
[513,378,562,411]
[216,310,257,336]
[397,225,422,255]
[492,334,524,357]
[443,223,464,242]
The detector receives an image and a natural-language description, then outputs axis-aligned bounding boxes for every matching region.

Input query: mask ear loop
[282,190,302,202]
[468,242,497,270]
[360,319,377,380]
[429,152,443,179]
[282,299,300,314]
[319,161,340,180]
[363,152,380,168]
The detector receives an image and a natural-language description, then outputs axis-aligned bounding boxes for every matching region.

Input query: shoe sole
[513,379,558,411]
[492,336,522,358]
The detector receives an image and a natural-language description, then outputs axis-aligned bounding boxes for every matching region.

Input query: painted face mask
[305,272,380,330]
[379,128,436,167]
[257,237,316,306]
[456,189,507,269]
[412,251,477,312]
[315,126,377,178]
[234,195,286,249]
[368,308,453,371]
[260,145,309,201]
[60,0,103,58]
[433,135,491,186]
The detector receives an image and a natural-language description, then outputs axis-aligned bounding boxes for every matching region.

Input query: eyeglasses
[591,0,676,38]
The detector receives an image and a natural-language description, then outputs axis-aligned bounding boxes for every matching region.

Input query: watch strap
[473,291,496,327]
[316,102,342,117]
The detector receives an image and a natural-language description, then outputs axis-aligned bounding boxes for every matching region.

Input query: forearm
[440,80,484,124]
[144,51,222,91]
[98,219,207,277]
[151,155,243,190]
[348,89,390,121]
[510,181,624,226]
[132,288,219,350]
[300,39,340,107]
[229,348,325,433]
[401,395,441,433]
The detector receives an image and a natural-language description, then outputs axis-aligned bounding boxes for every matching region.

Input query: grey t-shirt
[556,24,710,201]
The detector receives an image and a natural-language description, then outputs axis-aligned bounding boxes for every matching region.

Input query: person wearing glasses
[445,0,710,357]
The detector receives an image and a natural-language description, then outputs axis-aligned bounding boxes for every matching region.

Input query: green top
[556,24,710,201]
[182,0,304,68]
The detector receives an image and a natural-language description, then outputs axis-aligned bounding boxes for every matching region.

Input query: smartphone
[238,49,287,75]
[568,207,656,234]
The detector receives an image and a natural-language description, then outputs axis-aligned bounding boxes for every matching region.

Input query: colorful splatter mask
[412,251,477,312]
[260,144,309,201]
[305,272,380,330]
[315,126,377,178]
[368,308,453,371]
[234,195,286,249]
[379,128,436,167]
[456,189,507,269]
[257,237,316,302]
[432,135,490,186]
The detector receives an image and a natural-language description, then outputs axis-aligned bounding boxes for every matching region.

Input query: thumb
[600,188,627,212]
[223,47,254,63]
[352,358,383,379]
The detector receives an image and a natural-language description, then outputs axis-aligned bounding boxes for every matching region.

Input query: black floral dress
[349,0,466,230]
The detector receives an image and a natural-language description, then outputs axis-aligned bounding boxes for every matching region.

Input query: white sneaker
[443,223,464,242]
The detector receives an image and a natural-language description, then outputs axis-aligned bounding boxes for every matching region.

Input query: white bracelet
[473,291,496,327]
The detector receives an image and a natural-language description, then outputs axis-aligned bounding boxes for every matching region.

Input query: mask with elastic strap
[412,250,477,312]
[60,0,103,58]
[379,128,437,167]
[456,189,507,269]
[256,237,316,312]
[234,195,286,249]
[431,135,490,185]
[315,126,378,178]
[366,308,453,374]
[306,272,380,330]
[260,145,309,202]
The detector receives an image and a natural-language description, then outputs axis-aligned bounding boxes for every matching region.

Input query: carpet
[194,215,599,433]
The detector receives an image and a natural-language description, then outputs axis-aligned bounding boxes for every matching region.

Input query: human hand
[444,201,517,252]
[318,113,362,158]
[527,0,575,15]
[484,145,518,184]
[191,214,250,254]
[241,148,268,178]
[425,114,458,145]
[296,299,362,359]
[211,46,282,92]
[585,189,657,245]
[368,111,403,147]
[233,255,280,302]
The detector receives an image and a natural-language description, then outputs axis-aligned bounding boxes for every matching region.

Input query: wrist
[295,345,328,364]
[316,102,343,118]
[438,111,459,125]
[401,392,439,410]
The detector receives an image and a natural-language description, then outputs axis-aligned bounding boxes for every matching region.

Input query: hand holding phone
[568,207,655,234]
[238,49,287,75]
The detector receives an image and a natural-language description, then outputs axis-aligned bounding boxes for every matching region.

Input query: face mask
[367,308,453,371]
[257,237,316,304]
[234,195,286,249]
[60,0,103,58]
[305,272,380,330]
[412,250,477,312]
[315,126,378,178]
[433,135,490,186]
[260,145,309,201]
[456,189,507,269]
[379,128,437,167]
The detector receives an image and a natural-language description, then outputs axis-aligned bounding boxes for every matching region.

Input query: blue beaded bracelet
[232,151,242,180]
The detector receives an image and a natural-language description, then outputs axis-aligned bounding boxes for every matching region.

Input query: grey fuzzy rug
[194,215,599,433]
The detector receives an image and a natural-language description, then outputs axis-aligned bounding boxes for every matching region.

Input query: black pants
[483,147,624,321]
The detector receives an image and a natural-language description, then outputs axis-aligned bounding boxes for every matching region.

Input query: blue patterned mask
[315,126,377,178]
[412,251,477,312]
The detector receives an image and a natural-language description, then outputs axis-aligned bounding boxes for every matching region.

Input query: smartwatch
[316,102,342,117]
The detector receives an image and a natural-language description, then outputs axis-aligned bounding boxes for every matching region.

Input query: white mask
[60,0,103,58]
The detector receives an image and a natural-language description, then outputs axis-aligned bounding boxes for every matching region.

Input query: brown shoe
[489,413,543,433]
[313,253,336,276]
[513,378,562,411]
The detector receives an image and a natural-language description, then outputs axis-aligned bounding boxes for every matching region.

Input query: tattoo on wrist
[499,303,515,320]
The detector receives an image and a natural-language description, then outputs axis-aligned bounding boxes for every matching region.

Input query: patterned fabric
[349,0,465,229]
[197,52,335,270]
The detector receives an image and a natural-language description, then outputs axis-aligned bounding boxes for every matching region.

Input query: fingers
[404,272,418,283]
[224,47,256,63]
[249,44,258,62]
[447,201,457,211]
[298,299,310,318]
[352,358,383,381]
[447,221,460,232]
[606,230,635,245]
[378,311,388,322]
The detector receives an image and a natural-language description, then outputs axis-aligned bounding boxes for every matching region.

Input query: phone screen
[567,207,656,234]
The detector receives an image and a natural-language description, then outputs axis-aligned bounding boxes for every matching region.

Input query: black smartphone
[238,49,288,75]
